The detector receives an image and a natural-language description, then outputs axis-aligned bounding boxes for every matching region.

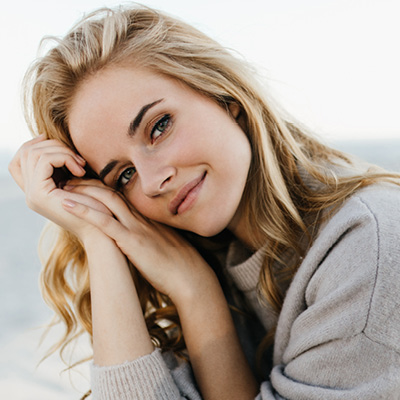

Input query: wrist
[81,231,116,253]
[173,270,224,312]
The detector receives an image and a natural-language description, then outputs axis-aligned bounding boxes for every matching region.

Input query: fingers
[60,189,113,216]
[66,178,106,188]
[63,183,139,227]
[61,183,150,250]
[26,142,86,180]
[62,194,210,298]
[15,135,85,176]
[8,135,46,189]
[9,135,86,193]
[62,197,130,243]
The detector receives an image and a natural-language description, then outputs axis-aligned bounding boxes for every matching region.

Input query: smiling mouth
[168,172,207,215]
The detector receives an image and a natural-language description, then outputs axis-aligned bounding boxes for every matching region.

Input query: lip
[168,172,206,215]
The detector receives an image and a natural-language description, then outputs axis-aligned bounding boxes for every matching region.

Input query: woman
[9,5,400,399]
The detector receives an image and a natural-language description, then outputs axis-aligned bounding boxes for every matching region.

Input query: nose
[137,158,176,197]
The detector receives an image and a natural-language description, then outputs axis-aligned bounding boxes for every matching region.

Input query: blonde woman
[9,5,400,400]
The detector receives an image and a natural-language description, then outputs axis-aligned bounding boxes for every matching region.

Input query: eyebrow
[128,98,164,137]
[99,159,119,181]
[99,99,164,181]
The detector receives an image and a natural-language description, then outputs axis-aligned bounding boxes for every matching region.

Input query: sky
[1,0,399,153]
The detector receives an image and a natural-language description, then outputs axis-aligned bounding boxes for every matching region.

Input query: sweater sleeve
[91,348,202,399]
[256,185,400,399]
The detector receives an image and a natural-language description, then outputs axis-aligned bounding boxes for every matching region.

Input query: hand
[61,183,216,302]
[8,135,112,240]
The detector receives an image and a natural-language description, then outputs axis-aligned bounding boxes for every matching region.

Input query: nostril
[159,176,171,190]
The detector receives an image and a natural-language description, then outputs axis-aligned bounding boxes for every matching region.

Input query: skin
[9,66,259,399]
[68,67,252,242]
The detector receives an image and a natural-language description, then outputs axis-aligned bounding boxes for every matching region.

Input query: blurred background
[1,0,399,398]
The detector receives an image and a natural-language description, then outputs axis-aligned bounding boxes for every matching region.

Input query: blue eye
[151,114,171,142]
[117,167,136,188]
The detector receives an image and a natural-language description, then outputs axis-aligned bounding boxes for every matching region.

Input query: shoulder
[302,183,400,351]
[271,183,400,396]
[320,183,400,278]
[310,182,400,262]
[299,183,400,282]
[324,181,400,239]
[349,182,400,224]
[348,184,400,350]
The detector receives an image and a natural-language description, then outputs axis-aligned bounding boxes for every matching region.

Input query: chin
[186,205,242,238]
[189,220,229,238]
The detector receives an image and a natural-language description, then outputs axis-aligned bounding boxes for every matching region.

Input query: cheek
[125,190,146,213]
[125,189,162,220]
[166,131,202,162]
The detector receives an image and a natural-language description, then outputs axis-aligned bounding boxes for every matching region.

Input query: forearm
[84,234,154,366]
[176,274,259,400]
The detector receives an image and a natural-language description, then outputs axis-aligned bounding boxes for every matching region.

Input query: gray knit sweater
[91,183,400,399]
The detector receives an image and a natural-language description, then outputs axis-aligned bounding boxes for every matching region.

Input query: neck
[228,213,261,252]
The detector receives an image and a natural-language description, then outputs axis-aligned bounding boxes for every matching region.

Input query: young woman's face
[68,67,251,237]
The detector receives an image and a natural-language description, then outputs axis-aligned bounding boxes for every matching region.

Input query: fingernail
[63,199,76,208]
[63,185,75,191]
[75,155,86,165]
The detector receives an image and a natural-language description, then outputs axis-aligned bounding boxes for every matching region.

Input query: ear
[228,102,241,120]
[228,102,247,132]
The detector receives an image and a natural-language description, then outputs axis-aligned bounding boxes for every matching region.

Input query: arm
[8,137,192,398]
[63,183,259,400]
[84,235,191,399]
[174,273,258,400]
[82,234,153,366]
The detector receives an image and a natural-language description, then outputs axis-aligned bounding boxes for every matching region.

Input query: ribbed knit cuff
[91,348,181,400]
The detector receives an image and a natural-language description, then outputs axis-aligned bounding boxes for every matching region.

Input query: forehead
[67,67,181,168]
[68,67,170,130]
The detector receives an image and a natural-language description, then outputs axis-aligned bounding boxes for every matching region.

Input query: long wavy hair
[24,3,399,385]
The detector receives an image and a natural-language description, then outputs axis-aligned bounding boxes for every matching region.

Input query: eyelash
[150,114,171,143]
[115,167,136,189]
[115,114,172,190]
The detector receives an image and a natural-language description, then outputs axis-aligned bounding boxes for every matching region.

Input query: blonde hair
[24,3,399,382]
